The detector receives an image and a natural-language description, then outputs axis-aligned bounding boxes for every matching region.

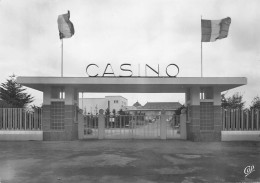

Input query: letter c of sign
[166,64,179,77]
[86,64,99,77]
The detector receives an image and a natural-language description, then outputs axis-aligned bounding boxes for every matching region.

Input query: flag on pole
[201,17,231,42]
[57,11,75,39]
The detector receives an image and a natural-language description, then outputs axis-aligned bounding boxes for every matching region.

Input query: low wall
[0,131,43,141]
[221,131,260,141]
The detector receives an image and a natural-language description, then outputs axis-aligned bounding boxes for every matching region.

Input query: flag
[201,17,231,42]
[57,11,75,39]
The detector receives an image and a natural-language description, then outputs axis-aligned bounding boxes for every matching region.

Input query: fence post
[24,111,27,130]
[160,110,167,140]
[227,109,230,130]
[246,110,249,130]
[98,110,105,139]
[231,109,234,130]
[241,109,244,130]
[257,110,259,131]
[251,109,254,130]
[180,112,187,140]
[237,109,240,130]
[3,109,6,130]
[222,109,225,130]
[78,113,84,140]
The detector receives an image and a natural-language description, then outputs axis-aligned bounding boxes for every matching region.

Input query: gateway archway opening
[77,92,186,139]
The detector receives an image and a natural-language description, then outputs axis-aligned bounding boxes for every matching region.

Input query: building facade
[125,102,182,116]
[79,96,128,115]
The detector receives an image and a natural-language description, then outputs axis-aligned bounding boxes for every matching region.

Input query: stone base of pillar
[187,130,221,141]
[43,124,78,141]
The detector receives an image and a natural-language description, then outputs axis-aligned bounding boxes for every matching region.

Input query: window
[200,102,214,130]
[114,100,118,103]
[200,87,213,100]
[50,102,65,130]
[51,87,65,99]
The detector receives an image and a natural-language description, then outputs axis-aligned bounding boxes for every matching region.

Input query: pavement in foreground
[0,140,259,183]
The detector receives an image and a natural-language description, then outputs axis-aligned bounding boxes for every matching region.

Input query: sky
[0,0,259,107]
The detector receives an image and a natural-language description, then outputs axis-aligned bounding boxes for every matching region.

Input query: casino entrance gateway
[17,76,247,141]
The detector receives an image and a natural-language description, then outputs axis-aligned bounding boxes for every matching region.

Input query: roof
[123,106,137,111]
[133,101,142,107]
[141,102,182,110]
[105,96,128,100]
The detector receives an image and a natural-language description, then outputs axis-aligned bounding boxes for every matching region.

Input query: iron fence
[222,108,260,131]
[0,108,42,130]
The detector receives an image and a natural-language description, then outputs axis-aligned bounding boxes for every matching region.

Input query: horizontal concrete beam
[0,131,43,141]
[221,131,260,141]
[17,76,247,93]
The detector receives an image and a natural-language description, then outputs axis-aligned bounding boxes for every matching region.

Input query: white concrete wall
[222,131,260,141]
[0,131,43,141]
[79,98,106,114]
[105,96,128,113]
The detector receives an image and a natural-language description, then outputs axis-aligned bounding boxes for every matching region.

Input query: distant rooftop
[79,96,127,100]
[105,96,128,100]
[141,102,182,110]
[133,101,142,107]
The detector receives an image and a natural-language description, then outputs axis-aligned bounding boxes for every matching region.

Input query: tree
[105,108,110,116]
[112,109,116,116]
[221,92,245,109]
[0,75,34,108]
[118,109,124,115]
[221,94,229,109]
[175,105,186,115]
[251,96,260,109]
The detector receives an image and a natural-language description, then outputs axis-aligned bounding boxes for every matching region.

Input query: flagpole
[201,15,203,77]
[61,39,63,77]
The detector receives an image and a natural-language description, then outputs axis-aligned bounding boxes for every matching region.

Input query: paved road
[0,140,259,183]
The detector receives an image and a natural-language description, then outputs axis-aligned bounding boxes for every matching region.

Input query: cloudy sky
[0,0,259,107]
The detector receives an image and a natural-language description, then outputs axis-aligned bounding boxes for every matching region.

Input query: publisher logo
[244,165,255,177]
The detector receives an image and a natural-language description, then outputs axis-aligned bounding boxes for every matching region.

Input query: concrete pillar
[186,86,222,141]
[160,110,167,140]
[42,86,78,141]
[213,87,222,141]
[186,86,200,141]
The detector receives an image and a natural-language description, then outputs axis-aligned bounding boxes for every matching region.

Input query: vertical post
[246,110,249,130]
[61,39,63,77]
[222,109,225,130]
[257,110,259,130]
[78,113,84,140]
[160,110,167,140]
[201,15,203,77]
[3,109,6,130]
[98,110,105,139]
[180,113,187,139]
[251,109,254,130]
[241,109,244,130]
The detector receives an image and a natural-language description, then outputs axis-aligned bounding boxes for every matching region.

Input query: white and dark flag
[201,17,231,42]
[57,11,75,39]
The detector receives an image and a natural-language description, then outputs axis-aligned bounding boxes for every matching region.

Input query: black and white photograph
[0,0,259,182]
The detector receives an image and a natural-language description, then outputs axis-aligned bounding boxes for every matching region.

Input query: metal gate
[104,115,160,139]
[81,114,182,139]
